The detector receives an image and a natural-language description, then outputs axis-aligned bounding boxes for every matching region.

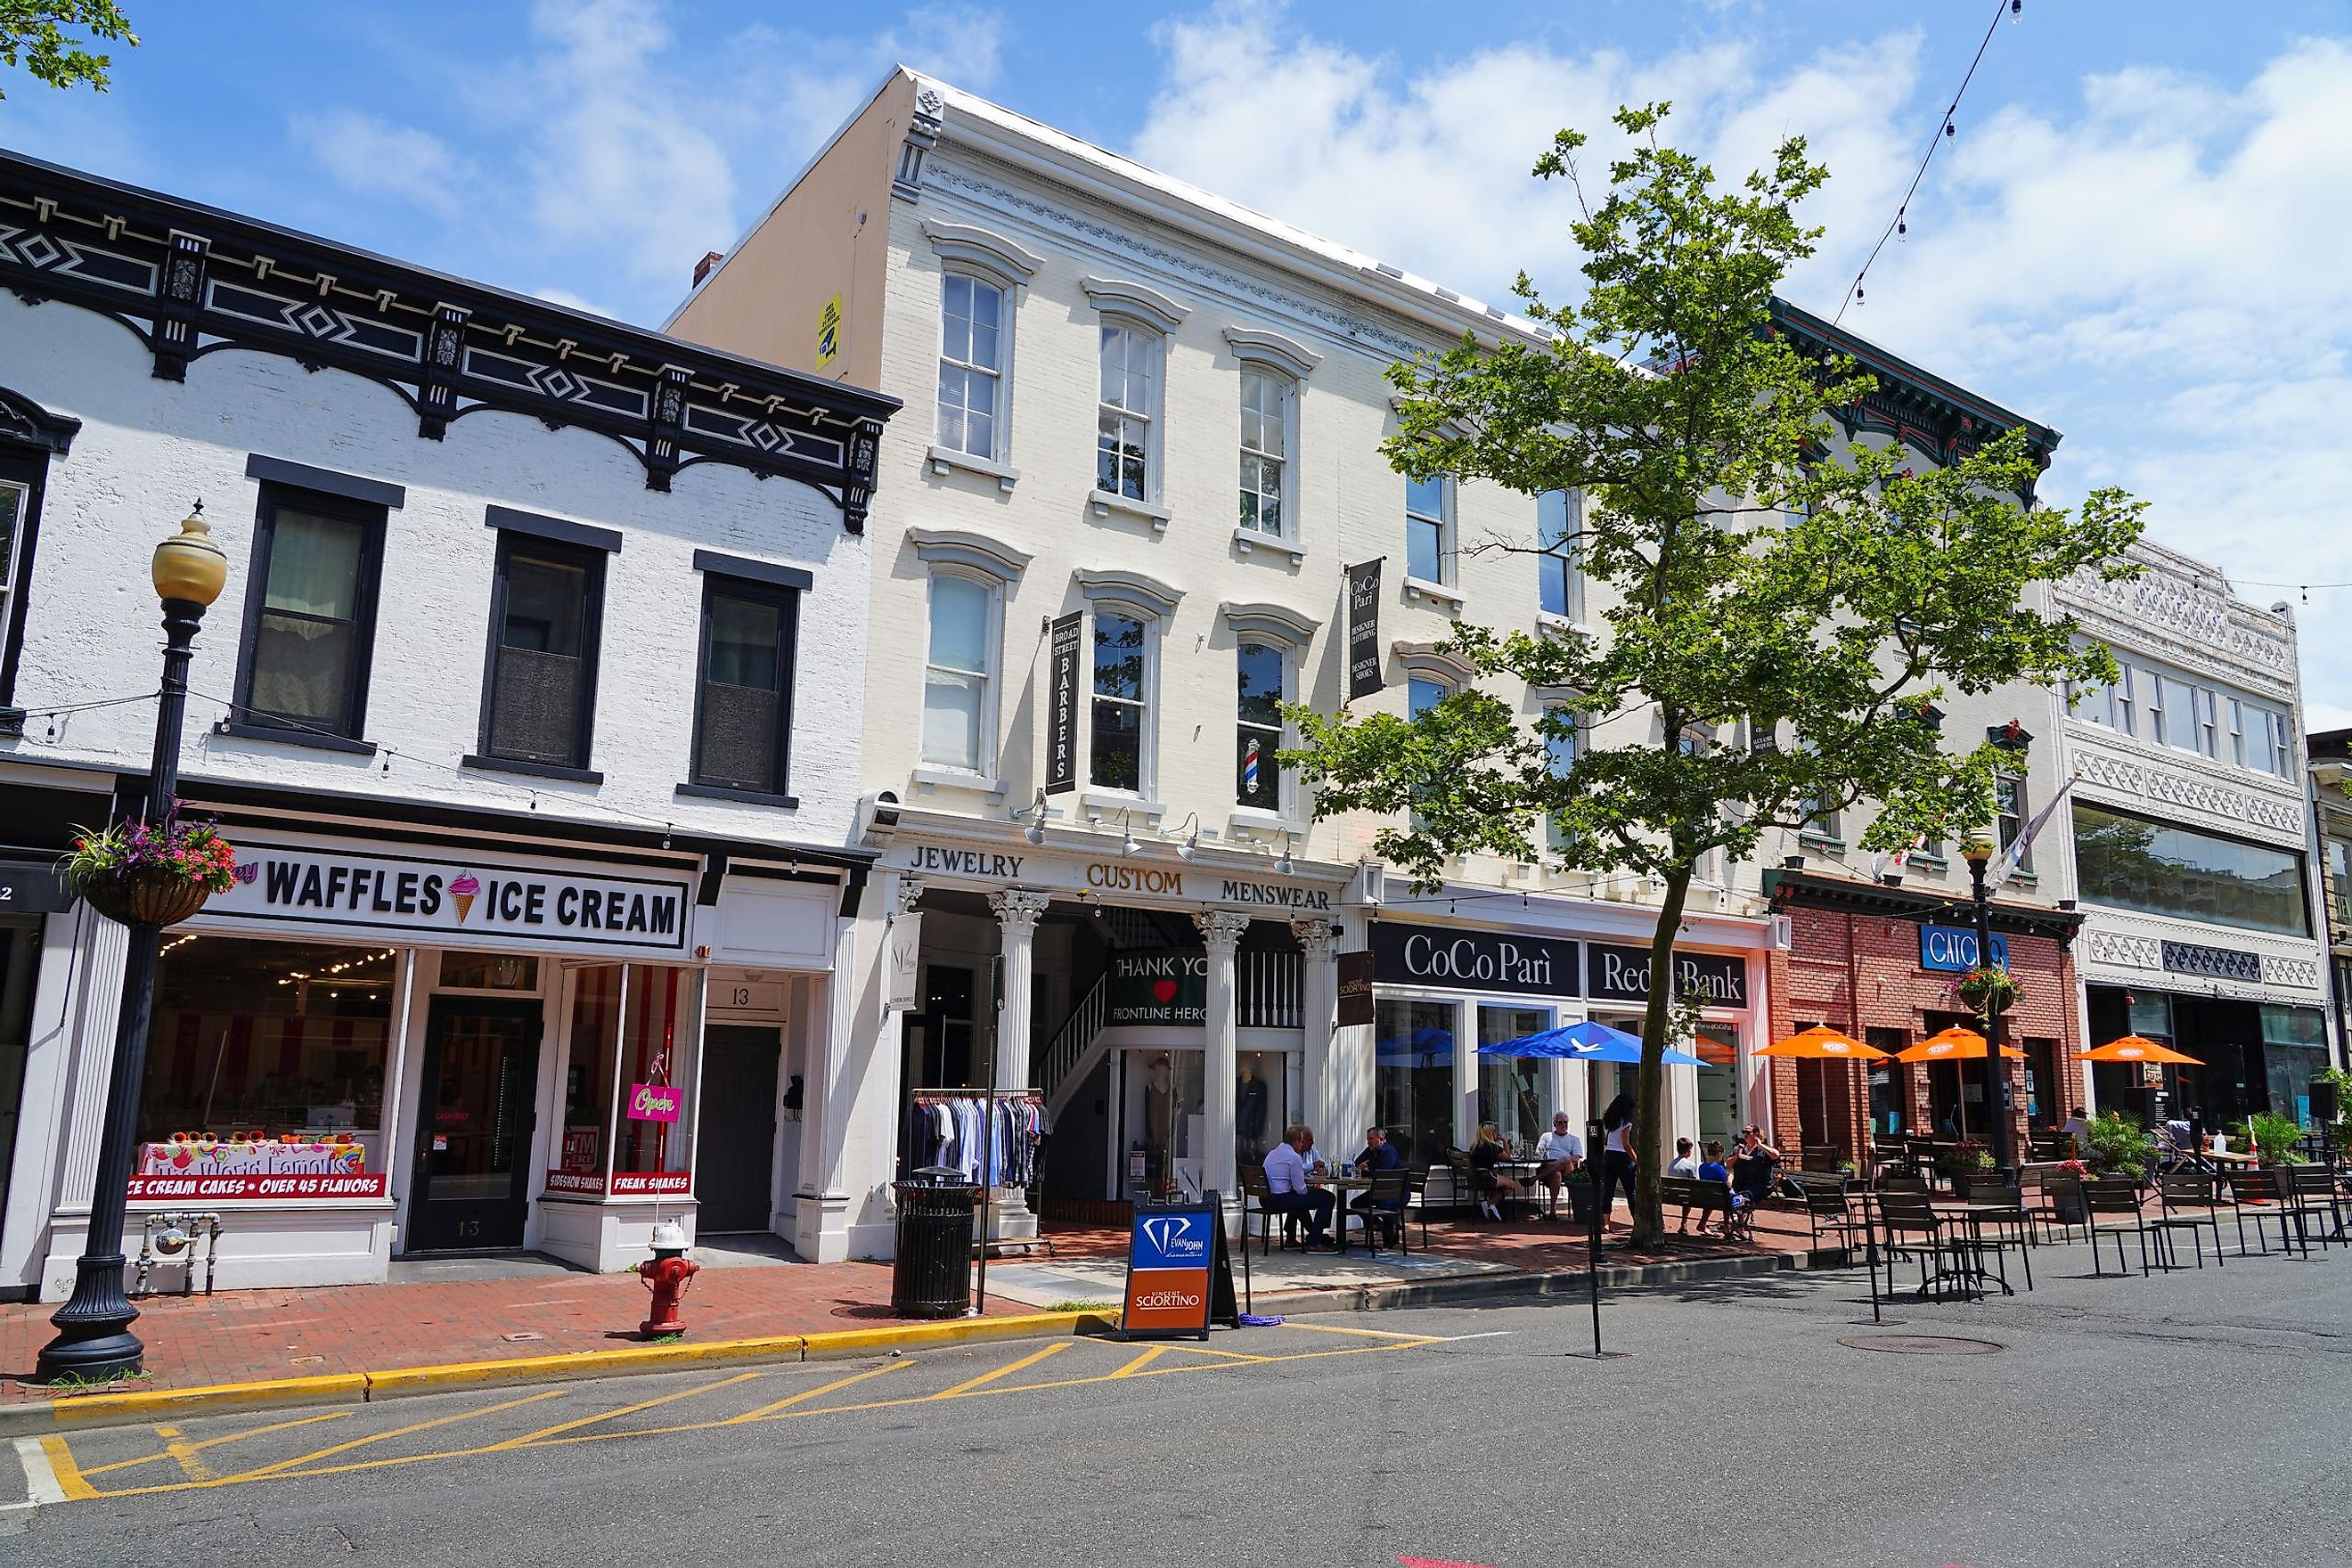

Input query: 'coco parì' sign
[627,1082,682,1123]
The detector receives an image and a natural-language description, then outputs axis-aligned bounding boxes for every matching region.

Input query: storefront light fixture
[1172,813,1201,861]
[1115,809,1139,857]
[1021,788,1048,845]
[1275,831,1294,877]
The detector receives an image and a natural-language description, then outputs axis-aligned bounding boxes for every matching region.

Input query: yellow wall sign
[816,293,842,367]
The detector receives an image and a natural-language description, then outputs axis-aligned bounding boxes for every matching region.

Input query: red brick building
[1762,870,2085,1161]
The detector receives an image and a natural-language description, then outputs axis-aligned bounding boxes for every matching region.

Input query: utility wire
[1833,0,2019,325]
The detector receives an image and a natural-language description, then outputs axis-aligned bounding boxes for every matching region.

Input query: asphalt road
[7,1237,2348,1568]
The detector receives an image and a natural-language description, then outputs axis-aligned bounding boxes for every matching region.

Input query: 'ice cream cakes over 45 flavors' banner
[201,838,695,959]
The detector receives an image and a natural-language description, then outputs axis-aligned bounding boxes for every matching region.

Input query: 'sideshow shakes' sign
[206,843,690,956]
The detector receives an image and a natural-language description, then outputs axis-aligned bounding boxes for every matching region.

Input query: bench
[1660,1176,1752,1241]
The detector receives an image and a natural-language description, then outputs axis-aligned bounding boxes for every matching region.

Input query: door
[408,996,543,1252]
[698,1025,780,1231]
[0,920,40,1257]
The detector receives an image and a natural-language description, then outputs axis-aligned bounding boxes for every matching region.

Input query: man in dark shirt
[1353,1126,1404,1173]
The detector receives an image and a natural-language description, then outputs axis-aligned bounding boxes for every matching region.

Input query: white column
[1292,919,1338,1143]
[56,911,130,1212]
[987,888,1049,1092]
[1196,909,1250,1211]
[1455,997,1478,1149]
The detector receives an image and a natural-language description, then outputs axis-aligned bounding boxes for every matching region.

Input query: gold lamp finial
[152,499,229,608]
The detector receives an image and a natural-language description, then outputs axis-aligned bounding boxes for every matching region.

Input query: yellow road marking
[1272,1321,1438,1342]
[723,1360,912,1424]
[152,1425,213,1482]
[927,1340,1068,1398]
[484,1372,761,1450]
[83,1411,353,1477]
[38,1436,98,1502]
[1153,1342,1273,1363]
[1106,1346,1164,1378]
[49,1334,1435,1501]
[226,1390,567,1482]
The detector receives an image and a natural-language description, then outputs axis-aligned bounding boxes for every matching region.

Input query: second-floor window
[1236,640,1284,811]
[1406,475,1451,584]
[1097,323,1159,502]
[690,576,798,797]
[1996,774,2028,870]
[0,461,38,709]
[1544,707,1578,856]
[2233,699,2291,777]
[234,486,384,739]
[1091,610,1150,793]
[1238,371,1289,537]
[936,273,1004,460]
[2329,838,2352,928]
[1538,489,1581,620]
[479,535,603,772]
[922,573,995,775]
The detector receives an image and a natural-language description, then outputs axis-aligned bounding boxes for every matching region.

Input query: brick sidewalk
[0,1207,1819,1406]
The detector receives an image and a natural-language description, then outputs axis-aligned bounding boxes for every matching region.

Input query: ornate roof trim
[0,382,79,454]
[0,151,898,530]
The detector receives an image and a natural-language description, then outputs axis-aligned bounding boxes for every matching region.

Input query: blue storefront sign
[1920,924,2008,973]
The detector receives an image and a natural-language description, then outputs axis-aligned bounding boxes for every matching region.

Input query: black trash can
[892,1168,980,1319]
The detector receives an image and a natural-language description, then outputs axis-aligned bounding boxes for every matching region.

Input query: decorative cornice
[1081,275,1188,334]
[2070,740,2307,843]
[0,381,79,453]
[919,216,1042,282]
[1221,600,1319,646]
[2055,554,2295,682]
[1074,566,1183,620]
[1392,641,1476,688]
[0,151,897,530]
[1221,324,1322,379]
[907,525,1033,582]
[1763,868,2081,943]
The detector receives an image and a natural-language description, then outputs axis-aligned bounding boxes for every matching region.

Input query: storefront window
[137,936,396,1179]
[1235,1049,1286,1168]
[437,951,540,991]
[1376,998,1457,1166]
[2073,802,2310,937]
[1127,1050,1204,1199]
[556,964,698,1192]
[2260,1005,2327,1125]
[1475,1005,1547,1151]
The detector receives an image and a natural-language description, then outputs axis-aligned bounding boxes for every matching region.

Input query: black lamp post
[38,502,228,1382]
[1962,843,2018,1184]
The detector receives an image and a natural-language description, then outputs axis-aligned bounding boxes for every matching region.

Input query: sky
[4,0,2349,723]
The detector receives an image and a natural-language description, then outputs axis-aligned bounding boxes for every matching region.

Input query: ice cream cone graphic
[450,871,480,924]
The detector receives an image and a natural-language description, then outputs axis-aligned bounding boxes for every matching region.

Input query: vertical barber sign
[1345,559,1384,701]
[1045,611,1083,795]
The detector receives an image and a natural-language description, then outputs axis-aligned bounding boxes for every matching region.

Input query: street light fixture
[1961,841,2019,1184]
[38,502,228,1381]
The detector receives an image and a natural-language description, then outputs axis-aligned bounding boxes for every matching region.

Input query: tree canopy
[1,2,135,99]
[1283,104,2144,1246]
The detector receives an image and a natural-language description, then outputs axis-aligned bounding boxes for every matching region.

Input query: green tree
[1283,105,2144,1247]
[1,2,136,99]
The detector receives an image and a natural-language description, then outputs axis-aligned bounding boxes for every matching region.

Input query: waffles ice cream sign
[208,842,691,955]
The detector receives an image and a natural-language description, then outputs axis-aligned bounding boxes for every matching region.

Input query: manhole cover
[1836,1334,2004,1354]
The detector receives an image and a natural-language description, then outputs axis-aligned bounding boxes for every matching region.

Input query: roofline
[1768,296,2058,450]
[0,144,900,425]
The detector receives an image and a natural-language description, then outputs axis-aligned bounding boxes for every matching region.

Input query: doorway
[0,919,39,1262]
[408,996,543,1252]
[698,1025,780,1231]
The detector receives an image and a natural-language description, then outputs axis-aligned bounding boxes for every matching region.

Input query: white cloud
[289,109,472,216]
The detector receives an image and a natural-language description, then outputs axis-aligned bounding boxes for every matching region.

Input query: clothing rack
[902,1089,1056,1272]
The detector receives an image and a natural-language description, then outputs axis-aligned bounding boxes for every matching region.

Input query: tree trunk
[1629,863,1695,1248]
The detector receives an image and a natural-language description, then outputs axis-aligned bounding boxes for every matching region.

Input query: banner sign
[1118,1198,1237,1340]
[0,856,75,914]
[1585,943,1747,1006]
[626,1082,682,1123]
[885,911,924,1011]
[1335,949,1376,1027]
[1345,560,1384,700]
[1107,947,1207,1025]
[203,841,690,956]
[1370,921,1579,999]
[1919,925,2009,974]
[1045,611,1084,794]
[127,1172,388,1200]
[544,1170,692,1197]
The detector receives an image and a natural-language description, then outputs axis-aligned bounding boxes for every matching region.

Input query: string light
[1834,0,2019,326]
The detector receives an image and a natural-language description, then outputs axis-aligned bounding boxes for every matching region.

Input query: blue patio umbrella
[1478,1019,1705,1066]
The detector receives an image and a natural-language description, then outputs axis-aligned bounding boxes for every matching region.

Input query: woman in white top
[1598,1093,1637,1221]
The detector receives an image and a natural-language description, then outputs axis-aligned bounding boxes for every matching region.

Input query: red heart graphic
[1152,979,1179,1004]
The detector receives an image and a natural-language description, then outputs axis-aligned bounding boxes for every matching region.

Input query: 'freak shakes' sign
[205,842,691,957]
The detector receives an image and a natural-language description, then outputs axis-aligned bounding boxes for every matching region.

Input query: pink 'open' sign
[626,1082,682,1123]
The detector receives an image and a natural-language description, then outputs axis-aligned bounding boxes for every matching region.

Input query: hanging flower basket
[1955,964,2019,1017]
[61,806,237,929]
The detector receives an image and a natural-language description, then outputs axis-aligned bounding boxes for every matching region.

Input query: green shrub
[2083,1112,2155,1180]
[2248,1111,2307,1164]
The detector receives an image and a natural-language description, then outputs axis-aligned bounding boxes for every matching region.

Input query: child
[1668,1138,1699,1230]
[1698,1140,1742,1237]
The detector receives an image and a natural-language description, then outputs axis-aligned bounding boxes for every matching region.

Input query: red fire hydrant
[637,1221,698,1337]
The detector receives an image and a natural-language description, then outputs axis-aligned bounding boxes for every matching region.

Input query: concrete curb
[1243,1249,1799,1316]
[0,1311,1121,1436]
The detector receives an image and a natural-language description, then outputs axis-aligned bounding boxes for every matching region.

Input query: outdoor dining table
[1314,1172,1374,1253]
[1922,1196,2025,1297]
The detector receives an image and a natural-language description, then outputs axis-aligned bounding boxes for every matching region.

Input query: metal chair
[2152,1173,2226,1270]
[2227,1169,2309,1258]
[2082,1177,2160,1277]
[1959,1178,2033,1292]
[1876,1191,1964,1300]
[2281,1165,2344,1249]
[1790,1172,1868,1254]
[1342,1168,1413,1255]
[1237,1164,1303,1256]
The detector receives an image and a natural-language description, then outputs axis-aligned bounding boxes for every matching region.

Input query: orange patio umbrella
[1759,1025,1890,1060]
[1894,1025,2026,1062]
[2078,1035,2203,1066]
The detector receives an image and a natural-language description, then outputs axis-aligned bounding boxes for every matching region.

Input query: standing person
[1534,1113,1585,1215]
[1262,1124,1335,1249]
[1468,1122,1521,1221]
[1598,1093,1637,1222]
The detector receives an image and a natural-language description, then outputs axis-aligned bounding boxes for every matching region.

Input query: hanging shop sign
[1045,611,1083,795]
[1345,559,1384,700]
[1336,949,1376,1027]
[885,911,924,1011]
[1920,925,2010,974]
[202,841,692,957]
[627,1082,682,1123]
[1585,943,1748,1006]
[1107,947,1207,1025]
[1370,922,1580,999]
[0,856,75,914]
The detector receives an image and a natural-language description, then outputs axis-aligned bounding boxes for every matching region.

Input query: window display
[1376,998,1458,1166]
[552,963,697,1196]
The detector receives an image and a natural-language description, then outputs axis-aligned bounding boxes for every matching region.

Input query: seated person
[1262,1124,1336,1248]
[1697,1140,1743,1236]
[1467,1122,1521,1221]
[1667,1137,1699,1179]
[1534,1114,1585,1212]
[2060,1107,2092,1157]
[1348,1126,1408,1243]
[1727,1125,1782,1205]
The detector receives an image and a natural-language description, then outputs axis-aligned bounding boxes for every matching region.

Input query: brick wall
[1766,906,2083,1161]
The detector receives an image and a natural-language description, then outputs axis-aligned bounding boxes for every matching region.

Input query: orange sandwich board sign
[1119,1195,1237,1340]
